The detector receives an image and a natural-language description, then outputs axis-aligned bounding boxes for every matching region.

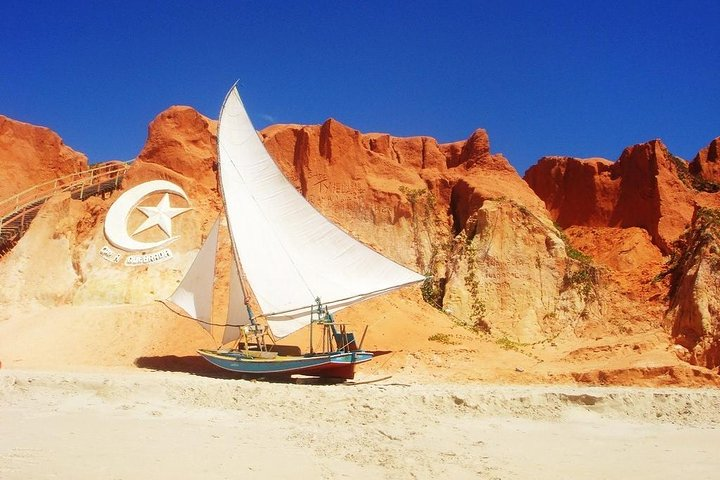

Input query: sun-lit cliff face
[525,140,698,254]
[690,137,720,186]
[663,207,720,369]
[261,120,600,344]
[1,107,719,384]
[0,115,88,200]
[525,137,720,370]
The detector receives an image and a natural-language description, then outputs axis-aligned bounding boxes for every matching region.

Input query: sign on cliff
[101,180,192,266]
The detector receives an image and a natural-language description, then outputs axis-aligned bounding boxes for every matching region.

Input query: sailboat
[167,85,425,379]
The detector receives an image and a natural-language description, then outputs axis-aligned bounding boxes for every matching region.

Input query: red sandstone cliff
[526,137,720,371]
[262,119,547,264]
[134,106,218,190]
[261,119,598,343]
[663,207,720,369]
[689,137,720,186]
[0,115,88,201]
[525,140,695,253]
[1,107,720,385]
[127,106,220,213]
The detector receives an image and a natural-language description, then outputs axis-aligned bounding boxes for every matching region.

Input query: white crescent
[104,180,191,252]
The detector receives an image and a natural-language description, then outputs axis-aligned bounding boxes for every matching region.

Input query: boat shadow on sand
[133,350,392,384]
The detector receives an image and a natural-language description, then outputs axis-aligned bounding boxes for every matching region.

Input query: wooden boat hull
[197,349,374,379]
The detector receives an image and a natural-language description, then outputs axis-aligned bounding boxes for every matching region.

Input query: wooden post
[358,325,369,351]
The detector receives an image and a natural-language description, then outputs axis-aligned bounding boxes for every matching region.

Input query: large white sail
[167,218,221,336]
[218,87,425,338]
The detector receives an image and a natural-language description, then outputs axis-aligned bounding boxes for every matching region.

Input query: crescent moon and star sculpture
[103,180,192,254]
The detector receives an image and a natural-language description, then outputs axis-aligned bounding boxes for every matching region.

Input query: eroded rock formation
[0,115,88,200]
[262,119,598,343]
[689,137,720,187]
[527,137,720,370]
[0,108,220,309]
[664,207,720,369]
[525,141,695,253]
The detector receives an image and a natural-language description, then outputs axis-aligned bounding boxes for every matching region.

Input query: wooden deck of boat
[197,349,303,362]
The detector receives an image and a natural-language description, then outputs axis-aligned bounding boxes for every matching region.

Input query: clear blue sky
[1,1,718,174]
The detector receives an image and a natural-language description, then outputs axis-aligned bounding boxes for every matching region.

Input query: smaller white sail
[222,257,251,345]
[167,218,220,336]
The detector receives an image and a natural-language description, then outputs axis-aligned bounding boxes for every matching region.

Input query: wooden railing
[0,161,129,219]
[0,161,130,254]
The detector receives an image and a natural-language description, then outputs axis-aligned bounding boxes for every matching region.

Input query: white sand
[2,369,719,479]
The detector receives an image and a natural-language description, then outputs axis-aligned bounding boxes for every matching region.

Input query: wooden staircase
[0,161,130,255]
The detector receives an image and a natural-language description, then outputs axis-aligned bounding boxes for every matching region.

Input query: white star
[132,193,191,237]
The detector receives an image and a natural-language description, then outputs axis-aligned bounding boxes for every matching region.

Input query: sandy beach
[2,304,720,479]
[2,368,720,479]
